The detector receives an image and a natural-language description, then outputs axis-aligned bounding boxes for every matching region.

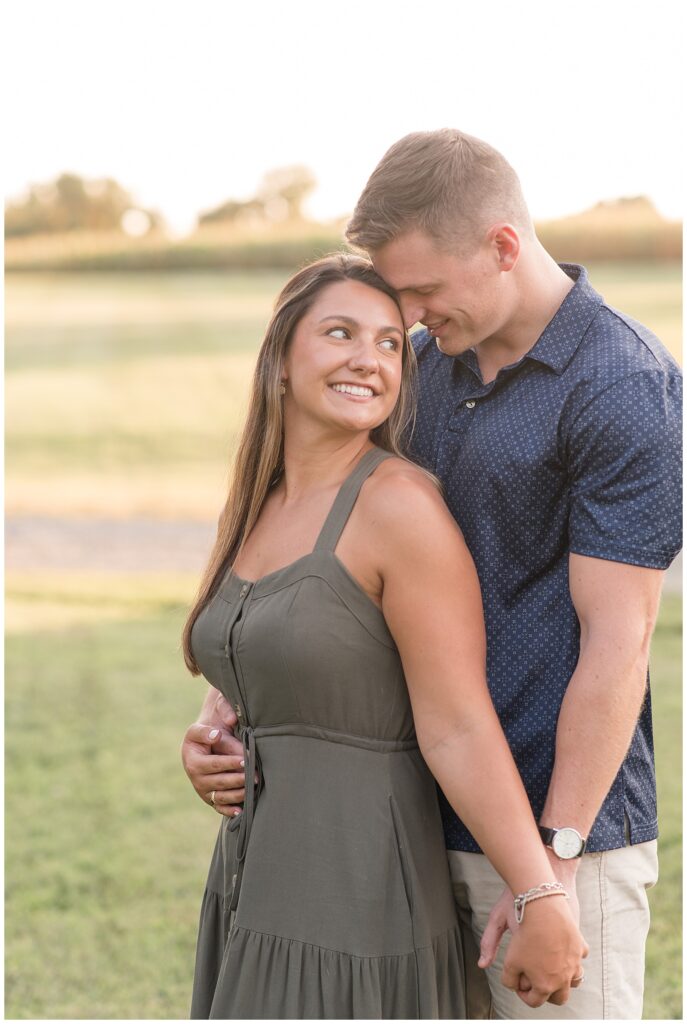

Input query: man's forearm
[196,684,237,734]
[196,684,222,724]
[538,555,664,886]
[540,637,651,853]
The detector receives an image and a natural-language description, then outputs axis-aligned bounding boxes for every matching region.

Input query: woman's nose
[348,343,379,372]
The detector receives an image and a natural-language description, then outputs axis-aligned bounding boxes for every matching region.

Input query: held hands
[180,693,250,817]
[479,882,587,1007]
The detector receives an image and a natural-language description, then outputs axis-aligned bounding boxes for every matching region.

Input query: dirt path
[5,516,683,593]
[6,516,216,572]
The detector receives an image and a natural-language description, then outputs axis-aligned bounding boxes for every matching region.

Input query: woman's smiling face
[281,279,405,438]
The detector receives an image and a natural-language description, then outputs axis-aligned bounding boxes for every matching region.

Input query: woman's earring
[279,381,286,396]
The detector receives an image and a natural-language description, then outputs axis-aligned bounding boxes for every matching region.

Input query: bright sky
[4,0,684,235]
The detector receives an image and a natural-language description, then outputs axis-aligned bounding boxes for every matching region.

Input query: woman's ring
[209,791,216,807]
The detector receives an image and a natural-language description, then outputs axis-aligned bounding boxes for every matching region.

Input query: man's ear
[487,223,520,272]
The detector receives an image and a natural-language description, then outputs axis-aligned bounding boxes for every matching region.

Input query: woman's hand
[500,894,588,1007]
[478,886,518,970]
[479,871,582,978]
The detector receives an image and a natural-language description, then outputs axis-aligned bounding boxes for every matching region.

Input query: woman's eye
[327,327,349,339]
[379,338,399,351]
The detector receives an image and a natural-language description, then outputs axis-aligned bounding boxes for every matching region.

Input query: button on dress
[190,447,466,1019]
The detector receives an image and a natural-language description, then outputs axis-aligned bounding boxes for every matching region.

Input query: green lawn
[4,576,682,1019]
[5,263,681,520]
[644,595,683,1020]
[5,573,214,1019]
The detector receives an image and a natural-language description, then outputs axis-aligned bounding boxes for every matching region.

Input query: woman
[182,254,586,1019]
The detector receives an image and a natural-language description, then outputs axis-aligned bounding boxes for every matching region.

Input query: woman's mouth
[329,383,376,399]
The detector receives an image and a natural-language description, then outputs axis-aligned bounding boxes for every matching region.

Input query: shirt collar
[453,264,604,378]
[524,264,604,374]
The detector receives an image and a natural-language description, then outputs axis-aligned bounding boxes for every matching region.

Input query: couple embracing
[180,129,681,1019]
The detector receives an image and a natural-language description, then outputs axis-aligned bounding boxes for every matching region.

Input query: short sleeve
[567,368,682,569]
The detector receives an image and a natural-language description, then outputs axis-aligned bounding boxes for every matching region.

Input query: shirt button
[465,400,476,409]
[240,584,248,596]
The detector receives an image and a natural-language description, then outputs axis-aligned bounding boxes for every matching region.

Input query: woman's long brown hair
[182,253,417,673]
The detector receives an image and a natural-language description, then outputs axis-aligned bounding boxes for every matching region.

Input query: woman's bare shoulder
[360,455,457,538]
[352,455,474,590]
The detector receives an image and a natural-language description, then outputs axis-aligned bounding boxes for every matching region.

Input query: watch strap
[538,825,557,846]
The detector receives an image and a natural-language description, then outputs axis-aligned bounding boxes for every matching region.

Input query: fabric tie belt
[228,725,263,911]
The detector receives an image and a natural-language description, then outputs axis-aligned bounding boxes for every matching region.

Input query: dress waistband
[226,723,418,911]
[248,722,419,752]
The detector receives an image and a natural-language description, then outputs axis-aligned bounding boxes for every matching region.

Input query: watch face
[552,827,583,859]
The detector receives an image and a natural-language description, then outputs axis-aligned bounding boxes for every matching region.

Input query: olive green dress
[190,447,466,1019]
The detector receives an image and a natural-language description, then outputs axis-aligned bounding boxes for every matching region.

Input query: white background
[4,0,684,233]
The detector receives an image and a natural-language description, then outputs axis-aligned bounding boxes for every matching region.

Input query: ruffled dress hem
[192,889,465,1020]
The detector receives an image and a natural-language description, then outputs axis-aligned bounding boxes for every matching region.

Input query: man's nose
[400,297,424,330]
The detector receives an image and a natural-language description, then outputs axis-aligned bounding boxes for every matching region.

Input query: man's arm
[181,684,247,818]
[481,360,680,965]
[480,554,664,964]
[539,554,664,879]
[540,364,678,878]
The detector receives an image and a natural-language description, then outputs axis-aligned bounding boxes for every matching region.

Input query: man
[182,130,681,1018]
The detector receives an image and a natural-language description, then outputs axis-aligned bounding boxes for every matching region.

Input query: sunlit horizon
[4,0,683,238]
[5,169,681,241]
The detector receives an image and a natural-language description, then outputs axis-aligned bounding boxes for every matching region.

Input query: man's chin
[434,331,467,357]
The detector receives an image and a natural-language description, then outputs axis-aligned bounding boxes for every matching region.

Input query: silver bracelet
[513,881,568,924]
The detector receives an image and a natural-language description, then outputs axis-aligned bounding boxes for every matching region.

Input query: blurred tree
[198,197,265,227]
[197,165,318,229]
[5,174,161,237]
[257,165,317,220]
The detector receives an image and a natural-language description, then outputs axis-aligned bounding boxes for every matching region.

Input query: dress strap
[314,447,395,553]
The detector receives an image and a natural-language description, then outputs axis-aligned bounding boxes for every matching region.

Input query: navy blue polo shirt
[409,264,682,853]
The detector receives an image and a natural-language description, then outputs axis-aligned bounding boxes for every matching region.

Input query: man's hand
[181,689,250,818]
[181,723,247,817]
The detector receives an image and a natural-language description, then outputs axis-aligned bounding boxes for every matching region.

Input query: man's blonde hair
[346,129,533,254]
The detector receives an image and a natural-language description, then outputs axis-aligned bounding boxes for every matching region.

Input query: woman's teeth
[330,384,375,397]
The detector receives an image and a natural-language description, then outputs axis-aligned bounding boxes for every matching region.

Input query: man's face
[371,229,507,356]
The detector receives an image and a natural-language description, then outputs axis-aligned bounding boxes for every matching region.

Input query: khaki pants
[447,842,658,1020]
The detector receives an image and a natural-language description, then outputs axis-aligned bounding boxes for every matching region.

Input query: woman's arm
[370,465,587,1007]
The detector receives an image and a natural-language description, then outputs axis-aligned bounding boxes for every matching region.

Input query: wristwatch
[538,825,587,859]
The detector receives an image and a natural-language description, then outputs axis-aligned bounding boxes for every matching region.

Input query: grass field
[5,262,682,519]
[5,264,682,1017]
[4,573,209,1019]
[4,577,681,1019]
[643,596,683,1019]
